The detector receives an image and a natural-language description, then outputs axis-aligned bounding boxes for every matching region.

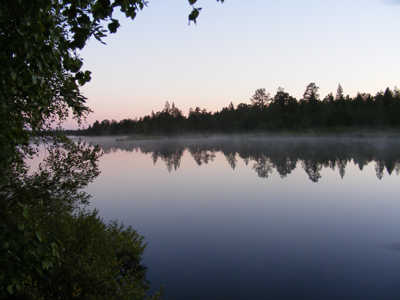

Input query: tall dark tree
[335,84,345,102]
[250,88,271,110]
[303,83,320,103]
[301,83,321,127]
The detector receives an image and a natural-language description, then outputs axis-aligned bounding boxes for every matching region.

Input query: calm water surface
[74,136,400,299]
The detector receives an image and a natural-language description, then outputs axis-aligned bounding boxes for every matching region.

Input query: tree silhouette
[301,83,322,127]
[75,83,400,136]
[303,83,320,102]
[335,84,345,101]
[250,88,271,110]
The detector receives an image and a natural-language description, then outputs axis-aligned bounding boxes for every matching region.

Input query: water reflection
[191,148,216,166]
[83,136,400,182]
[72,135,400,300]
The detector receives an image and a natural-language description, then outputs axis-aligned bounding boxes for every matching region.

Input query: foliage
[1,0,226,298]
[188,0,225,24]
[0,136,159,299]
[0,137,102,298]
[0,0,151,169]
[36,209,159,300]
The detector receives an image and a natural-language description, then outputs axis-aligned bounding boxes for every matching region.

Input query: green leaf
[10,70,16,80]
[35,231,43,242]
[108,19,120,33]
[70,59,83,73]
[7,285,13,295]
[84,70,92,83]
[188,0,197,5]
[42,260,52,269]
[188,8,201,25]
[36,265,43,276]
[18,224,24,231]
[22,207,29,218]
[32,75,38,84]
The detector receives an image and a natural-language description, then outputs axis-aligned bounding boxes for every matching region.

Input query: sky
[69,0,400,129]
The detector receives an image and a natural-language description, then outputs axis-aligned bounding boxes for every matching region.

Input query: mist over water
[70,136,400,300]
[73,135,400,181]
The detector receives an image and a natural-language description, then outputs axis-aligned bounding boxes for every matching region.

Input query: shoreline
[65,128,400,142]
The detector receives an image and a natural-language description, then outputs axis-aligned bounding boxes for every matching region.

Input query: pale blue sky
[72,0,399,129]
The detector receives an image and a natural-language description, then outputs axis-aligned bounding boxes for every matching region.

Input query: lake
[72,135,400,299]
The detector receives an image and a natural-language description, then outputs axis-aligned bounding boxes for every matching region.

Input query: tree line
[71,83,400,136]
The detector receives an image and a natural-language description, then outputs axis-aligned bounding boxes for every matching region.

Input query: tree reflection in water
[85,136,400,182]
[225,153,238,170]
[150,149,183,172]
[301,160,322,182]
[190,148,216,166]
[252,155,273,178]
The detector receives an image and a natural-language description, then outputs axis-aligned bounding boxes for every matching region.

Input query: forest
[69,83,400,136]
